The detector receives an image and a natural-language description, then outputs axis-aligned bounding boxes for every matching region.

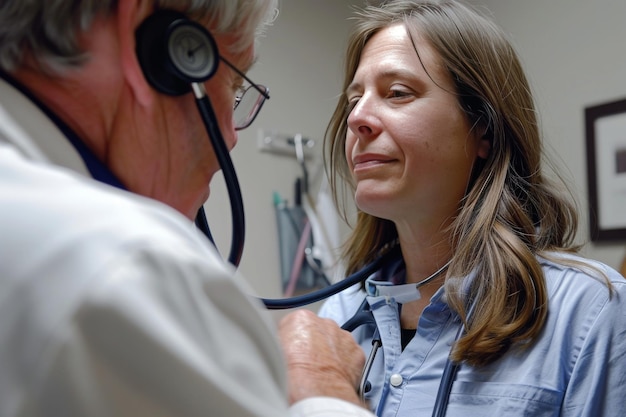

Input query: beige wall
[469,0,626,268]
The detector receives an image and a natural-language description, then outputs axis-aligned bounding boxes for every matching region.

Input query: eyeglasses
[219,56,270,131]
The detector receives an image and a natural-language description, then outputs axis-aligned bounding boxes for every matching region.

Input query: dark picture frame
[585,98,626,242]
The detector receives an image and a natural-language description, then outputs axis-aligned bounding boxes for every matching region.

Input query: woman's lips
[352,153,395,170]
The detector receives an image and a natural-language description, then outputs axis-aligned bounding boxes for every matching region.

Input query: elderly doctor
[0,1,372,416]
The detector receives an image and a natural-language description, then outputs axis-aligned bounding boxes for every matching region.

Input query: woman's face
[345,24,488,230]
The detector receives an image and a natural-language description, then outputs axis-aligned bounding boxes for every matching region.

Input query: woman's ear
[475,122,491,159]
[477,134,491,159]
[116,0,155,107]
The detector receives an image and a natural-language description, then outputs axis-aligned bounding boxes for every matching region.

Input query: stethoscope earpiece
[135,9,219,96]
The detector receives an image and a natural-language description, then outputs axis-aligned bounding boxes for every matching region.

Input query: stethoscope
[139,13,467,415]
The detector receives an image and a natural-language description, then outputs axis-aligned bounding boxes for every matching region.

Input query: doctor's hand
[278,309,366,406]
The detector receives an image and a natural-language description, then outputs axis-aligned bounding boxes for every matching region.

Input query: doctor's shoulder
[2,144,250,340]
[0,148,290,416]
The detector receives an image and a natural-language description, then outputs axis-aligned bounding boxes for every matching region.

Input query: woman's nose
[347,95,380,139]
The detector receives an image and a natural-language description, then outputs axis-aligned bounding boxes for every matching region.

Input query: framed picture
[585,98,626,242]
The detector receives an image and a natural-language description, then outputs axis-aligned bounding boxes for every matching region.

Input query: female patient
[319,1,626,416]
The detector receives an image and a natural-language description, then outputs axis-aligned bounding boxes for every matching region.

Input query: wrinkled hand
[278,309,365,406]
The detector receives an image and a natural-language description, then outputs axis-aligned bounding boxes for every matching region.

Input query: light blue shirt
[318,253,626,416]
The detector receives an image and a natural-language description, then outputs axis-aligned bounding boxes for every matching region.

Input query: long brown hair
[324,0,594,367]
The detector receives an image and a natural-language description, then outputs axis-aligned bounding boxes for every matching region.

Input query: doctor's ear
[135,9,219,96]
[116,0,155,106]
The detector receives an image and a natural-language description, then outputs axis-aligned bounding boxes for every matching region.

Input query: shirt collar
[0,69,126,190]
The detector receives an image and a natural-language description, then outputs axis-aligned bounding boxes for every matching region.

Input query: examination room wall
[470,0,626,270]
[205,0,626,306]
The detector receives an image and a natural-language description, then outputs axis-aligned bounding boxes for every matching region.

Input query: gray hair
[0,0,278,72]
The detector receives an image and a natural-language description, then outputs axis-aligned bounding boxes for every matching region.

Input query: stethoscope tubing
[260,244,402,309]
[192,84,245,267]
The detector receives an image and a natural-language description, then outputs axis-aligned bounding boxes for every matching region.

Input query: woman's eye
[389,88,411,99]
[346,97,360,113]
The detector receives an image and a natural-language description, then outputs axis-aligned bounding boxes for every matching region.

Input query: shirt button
[390,373,403,387]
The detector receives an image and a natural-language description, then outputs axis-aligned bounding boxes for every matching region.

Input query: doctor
[0,1,371,416]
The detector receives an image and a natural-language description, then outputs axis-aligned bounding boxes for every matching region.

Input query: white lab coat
[0,77,372,417]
